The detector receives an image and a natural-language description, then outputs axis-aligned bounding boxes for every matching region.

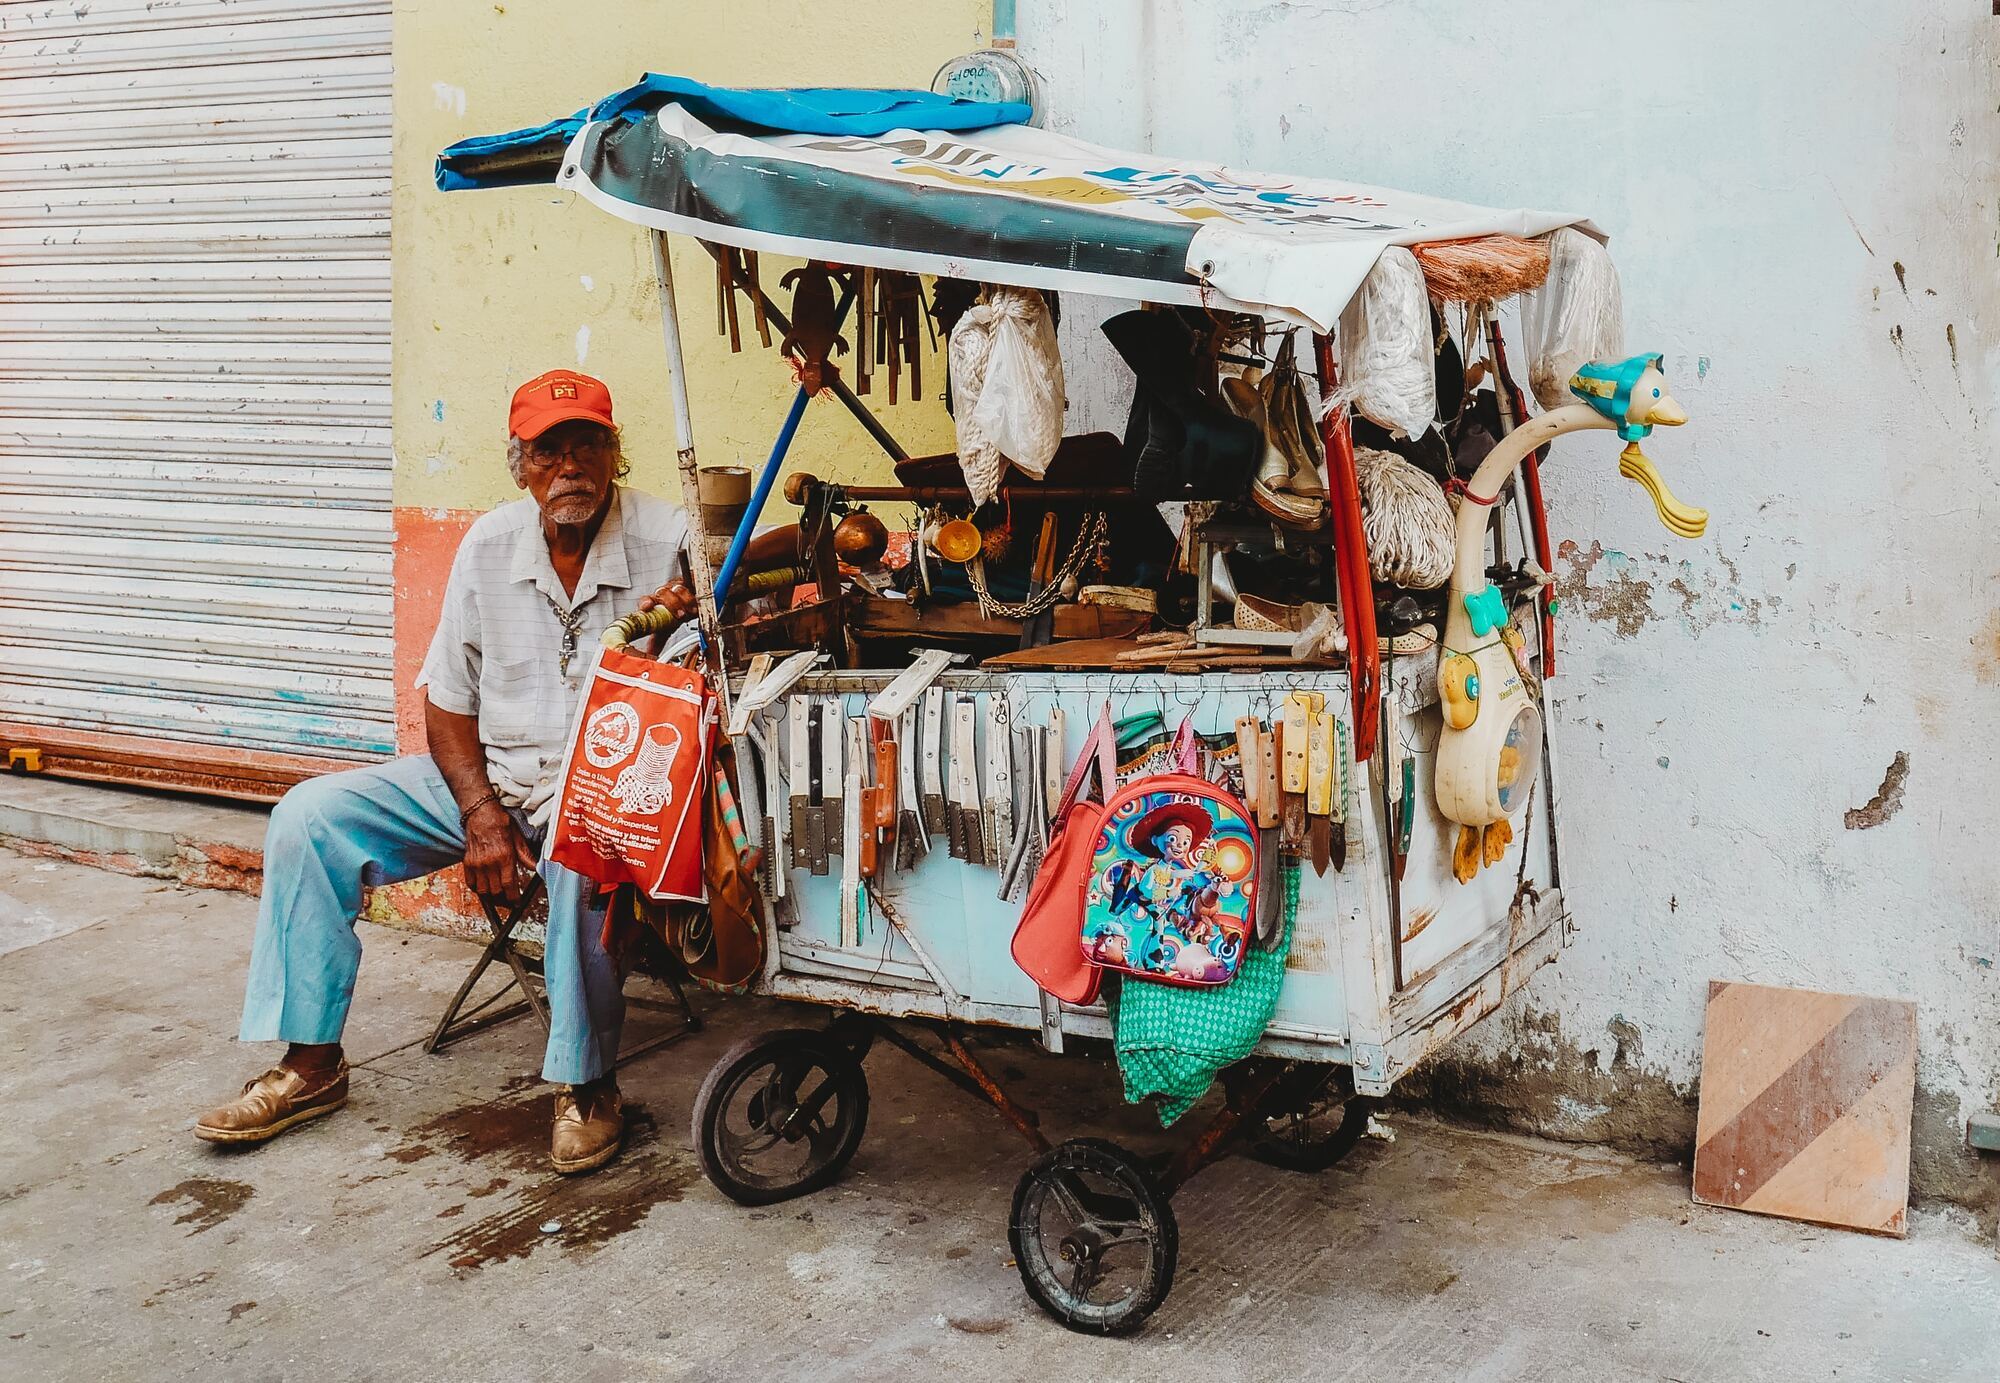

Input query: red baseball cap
[509,369,614,441]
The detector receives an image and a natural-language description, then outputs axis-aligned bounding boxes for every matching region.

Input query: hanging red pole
[1314,333,1378,762]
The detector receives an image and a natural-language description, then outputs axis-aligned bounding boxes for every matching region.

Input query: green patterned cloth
[1107,859,1297,1125]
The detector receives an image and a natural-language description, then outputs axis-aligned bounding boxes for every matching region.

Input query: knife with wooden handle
[1307,705,1335,877]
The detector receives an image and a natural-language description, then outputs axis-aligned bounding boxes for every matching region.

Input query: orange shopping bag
[547,646,714,901]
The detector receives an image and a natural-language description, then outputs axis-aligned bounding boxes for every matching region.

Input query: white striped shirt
[416,487,689,822]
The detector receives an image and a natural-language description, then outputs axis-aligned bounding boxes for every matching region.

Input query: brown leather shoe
[194,1062,349,1144]
[550,1081,623,1175]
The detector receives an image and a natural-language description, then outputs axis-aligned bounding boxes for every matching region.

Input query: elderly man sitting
[196,369,700,1174]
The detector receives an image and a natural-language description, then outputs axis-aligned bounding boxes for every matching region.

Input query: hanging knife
[984,695,1012,865]
[823,697,846,865]
[896,704,926,869]
[999,725,1047,901]
[1332,711,1351,873]
[920,685,947,837]
[1307,704,1335,878]
[1043,707,1066,817]
[1256,723,1282,831]
[840,717,865,945]
[804,699,829,875]
[1280,692,1311,855]
[787,698,810,872]
[950,695,983,865]
[869,717,898,877]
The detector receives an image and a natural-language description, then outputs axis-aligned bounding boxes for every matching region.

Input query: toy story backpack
[1081,725,1257,988]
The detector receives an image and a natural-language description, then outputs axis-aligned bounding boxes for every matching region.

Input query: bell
[833,510,889,566]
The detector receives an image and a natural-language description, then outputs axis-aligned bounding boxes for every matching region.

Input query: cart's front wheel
[1008,1138,1177,1336]
[692,1028,869,1206]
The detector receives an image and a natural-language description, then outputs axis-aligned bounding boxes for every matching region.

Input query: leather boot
[1103,310,1259,500]
[550,1079,624,1175]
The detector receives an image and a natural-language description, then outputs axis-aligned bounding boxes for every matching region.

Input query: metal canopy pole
[649,229,727,672]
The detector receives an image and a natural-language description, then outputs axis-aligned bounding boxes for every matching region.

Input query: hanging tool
[867,648,961,722]
[999,724,1049,902]
[750,711,786,902]
[949,695,983,865]
[821,696,845,866]
[1018,512,1060,649]
[803,700,829,875]
[1043,707,1066,816]
[731,649,826,736]
[985,695,1013,864]
[1307,704,1335,877]
[1279,691,1313,854]
[869,717,899,877]
[920,685,948,838]
[1254,722,1281,831]
[895,704,926,870]
[840,716,866,945]
[787,698,810,872]
[1331,711,1351,873]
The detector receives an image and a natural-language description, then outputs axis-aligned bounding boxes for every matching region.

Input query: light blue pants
[237,755,623,1085]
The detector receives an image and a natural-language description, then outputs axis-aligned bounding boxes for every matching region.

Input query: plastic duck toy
[1435,354,1707,883]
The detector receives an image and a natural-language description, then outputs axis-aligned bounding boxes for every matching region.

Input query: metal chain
[965,512,1109,620]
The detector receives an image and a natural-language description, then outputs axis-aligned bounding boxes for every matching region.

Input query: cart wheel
[1247,1090,1377,1173]
[1008,1138,1178,1336]
[692,1028,869,1206]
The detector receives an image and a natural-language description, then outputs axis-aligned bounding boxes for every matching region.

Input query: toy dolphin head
[1570,353,1686,442]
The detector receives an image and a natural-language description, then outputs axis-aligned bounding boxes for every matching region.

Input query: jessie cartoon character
[1103,799,1215,973]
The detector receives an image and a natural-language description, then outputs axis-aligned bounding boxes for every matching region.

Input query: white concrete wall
[1019,0,2000,1196]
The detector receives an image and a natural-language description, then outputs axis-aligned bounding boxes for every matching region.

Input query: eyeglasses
[523,437,612,472]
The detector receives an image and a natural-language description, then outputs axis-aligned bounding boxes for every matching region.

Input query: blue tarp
[435,74,1032,192]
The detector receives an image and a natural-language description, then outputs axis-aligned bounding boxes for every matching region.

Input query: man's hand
[637,579,698,624]
[462,800,538,905]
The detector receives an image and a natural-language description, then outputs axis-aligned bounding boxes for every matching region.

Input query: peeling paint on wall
[1844,751,1910,830]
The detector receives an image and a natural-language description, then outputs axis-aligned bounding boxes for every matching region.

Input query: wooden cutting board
[980,638,1145,670]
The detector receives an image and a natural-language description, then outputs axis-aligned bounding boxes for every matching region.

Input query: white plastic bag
[1332,247,1436,440]
[1521,227,1624,410]
[947,286,1065,506]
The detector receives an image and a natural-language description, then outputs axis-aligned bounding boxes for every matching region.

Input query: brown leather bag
[640,755,765,993]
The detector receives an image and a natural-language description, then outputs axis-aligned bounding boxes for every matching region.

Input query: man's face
[519,420,618,526]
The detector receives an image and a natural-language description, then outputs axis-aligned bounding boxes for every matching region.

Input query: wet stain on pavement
[394,1079,549,1173]
[149,1178,252,1235]
[142,1269,216,1307]
[413,1096,692,1272]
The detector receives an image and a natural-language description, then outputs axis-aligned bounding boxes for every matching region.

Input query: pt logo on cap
[551,380,579,400]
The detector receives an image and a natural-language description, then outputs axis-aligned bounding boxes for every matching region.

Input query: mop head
[1413,235,1551,304]
[1355,446,1455,590]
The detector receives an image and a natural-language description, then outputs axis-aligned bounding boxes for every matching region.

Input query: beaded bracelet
[458,790,501,825]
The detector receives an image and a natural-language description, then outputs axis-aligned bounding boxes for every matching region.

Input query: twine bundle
[1354,446,1455,590]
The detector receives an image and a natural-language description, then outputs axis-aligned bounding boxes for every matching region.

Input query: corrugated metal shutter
[0,0,394,791]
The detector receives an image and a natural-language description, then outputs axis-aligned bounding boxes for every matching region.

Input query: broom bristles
[1412,234,1551,303]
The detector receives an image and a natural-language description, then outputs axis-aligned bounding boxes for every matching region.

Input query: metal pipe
[712,386,809,609]
[649,230,727,679]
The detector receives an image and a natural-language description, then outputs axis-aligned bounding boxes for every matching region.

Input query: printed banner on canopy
[556,104,1595,331]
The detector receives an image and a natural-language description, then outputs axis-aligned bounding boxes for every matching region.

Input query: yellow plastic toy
[1435,354,1706,881]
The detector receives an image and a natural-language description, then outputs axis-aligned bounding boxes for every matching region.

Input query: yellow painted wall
[392,1,990,514]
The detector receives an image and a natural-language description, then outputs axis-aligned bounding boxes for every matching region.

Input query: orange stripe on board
[1694,981,1861,1139]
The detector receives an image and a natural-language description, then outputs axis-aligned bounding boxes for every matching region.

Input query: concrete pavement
[1,845,1994,1382]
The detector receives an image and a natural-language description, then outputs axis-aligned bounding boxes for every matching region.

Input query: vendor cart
[439,72,1703,1334]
